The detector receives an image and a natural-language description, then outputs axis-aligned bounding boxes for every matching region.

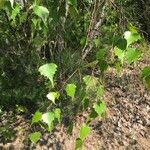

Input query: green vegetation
[0,0,150,149]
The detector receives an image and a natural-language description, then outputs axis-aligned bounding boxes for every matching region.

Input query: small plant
[30,61,107,148]
[114,30,142,71]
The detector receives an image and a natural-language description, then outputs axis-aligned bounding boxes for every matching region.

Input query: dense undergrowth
[0,0,150,149]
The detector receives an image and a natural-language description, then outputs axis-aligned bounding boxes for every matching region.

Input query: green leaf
[93,100,106,117]
[124,31,141,46]
[46,92,60,104]
[54,108,61,123]
[65,83,76,99]
[33,5,49,24]
[42,112,55,127]
[32,111,42,124]
[115,38,127,50]
[83,75,98,90]
[75,138,83,150]
[79,123,90,140]
[114,47,125,64]
[30,132,41,143]
[11,4,21,24]
[141,66,150,79]
[38,63,57,87]
[96,48,107,61]
[125,48,141,64]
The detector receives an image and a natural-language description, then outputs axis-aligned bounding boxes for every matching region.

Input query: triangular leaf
[30,132,41,143]
[46,92,60,104]
[33,5,49,24]
[42,112,55,127]
[32,111,42,124]
[93,100,106,117]
[65,83,76,99]
[83,75,98,89]
[79,123,90,140]
[38,63,57,87]
[124,31,141,46]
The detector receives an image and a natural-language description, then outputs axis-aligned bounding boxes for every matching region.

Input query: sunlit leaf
[30,132,41,143]
[42,112,55,127]
[124,31,141,46]
[79,123,90,140]
[65,83,76,99]
[38,63,57,87]
[93,100,106,117]
[33,5,49,24]
[83,75,98,90]
[32,111,42,124]
[46,92,60,104]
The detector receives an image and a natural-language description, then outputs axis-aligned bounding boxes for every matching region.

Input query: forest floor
[0,54,150,150]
